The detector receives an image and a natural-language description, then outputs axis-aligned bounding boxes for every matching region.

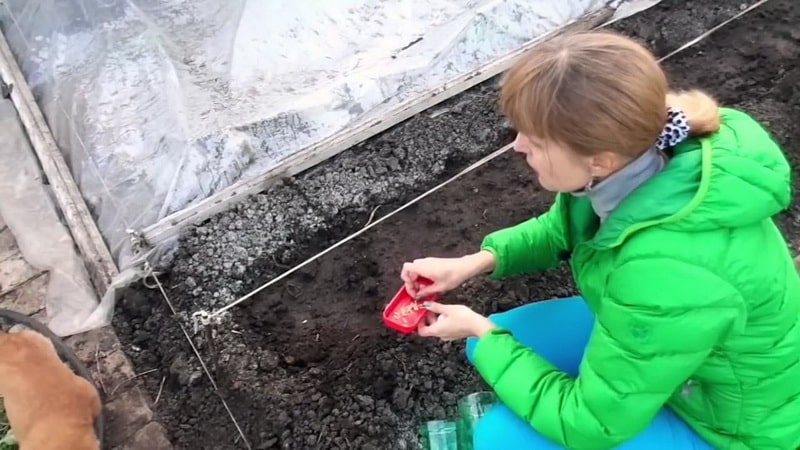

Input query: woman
[401,30,800,449]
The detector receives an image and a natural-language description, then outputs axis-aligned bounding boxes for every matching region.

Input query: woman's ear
[590,151,629,179]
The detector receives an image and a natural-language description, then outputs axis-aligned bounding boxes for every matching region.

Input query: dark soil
[113,1,800,449]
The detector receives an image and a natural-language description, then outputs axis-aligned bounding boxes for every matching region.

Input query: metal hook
[192,310,225,334]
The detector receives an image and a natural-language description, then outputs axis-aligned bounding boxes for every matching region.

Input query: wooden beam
[0,29,118,294]
[139,8,614,250]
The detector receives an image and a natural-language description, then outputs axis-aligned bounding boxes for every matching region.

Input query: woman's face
[512,132,596,192]
[514,133,622,192]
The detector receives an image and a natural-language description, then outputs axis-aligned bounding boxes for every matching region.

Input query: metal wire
[145,263,252,449]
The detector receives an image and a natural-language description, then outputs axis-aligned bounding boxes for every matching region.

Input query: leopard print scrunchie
[655,108,690,150]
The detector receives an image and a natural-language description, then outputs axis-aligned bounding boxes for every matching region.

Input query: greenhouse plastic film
[0,100,107,337]
[0,0,660,269]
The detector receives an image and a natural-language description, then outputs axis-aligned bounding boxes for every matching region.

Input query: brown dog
[0,328,100,450]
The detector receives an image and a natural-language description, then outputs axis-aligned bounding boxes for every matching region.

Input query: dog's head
[0,328,59,367]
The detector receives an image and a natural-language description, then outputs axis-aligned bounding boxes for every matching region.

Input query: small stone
[258,437,278,449]
[184,276,197,288]
[258,350,281,370]
[169,353,200,386]
[355,394,375,410]
[277,411,292,428]
[319,396,334,414]
[362,277,378,295]
[392,388,411,409]
[386,157,401,172]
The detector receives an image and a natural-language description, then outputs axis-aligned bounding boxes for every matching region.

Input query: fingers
[401,263,419,294]
[418,307,446,337]
[417,318,441,337]
[415,283,441,299]
[400,262,416,283]
[421,302,450,314]
[402,261,440,298]
[417,323,434,337]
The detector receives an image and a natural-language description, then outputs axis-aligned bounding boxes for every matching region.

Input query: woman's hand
[417,302,496,341]
[401,251,496,299]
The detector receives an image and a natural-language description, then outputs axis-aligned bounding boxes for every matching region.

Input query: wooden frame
[137,8,615,251]
[0,29,118,294]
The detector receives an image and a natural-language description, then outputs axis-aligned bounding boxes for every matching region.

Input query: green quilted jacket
[475,108,800,449]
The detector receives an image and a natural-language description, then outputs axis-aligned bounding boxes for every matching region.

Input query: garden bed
[114,0,800,448]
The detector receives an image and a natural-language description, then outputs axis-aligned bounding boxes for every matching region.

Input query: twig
[316,424,327,445]
[285,281,302,299]
[391,353,408,374]
[351,334,360,342]
[109,368,158,397]
[94,343,107,395]
[153,376,167,406]
[363,205,382,228]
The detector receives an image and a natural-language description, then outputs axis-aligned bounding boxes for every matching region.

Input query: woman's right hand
[400,250,496,299]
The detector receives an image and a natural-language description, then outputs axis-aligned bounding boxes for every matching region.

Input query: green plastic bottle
[456,391,497,450]
[419,420,459,450]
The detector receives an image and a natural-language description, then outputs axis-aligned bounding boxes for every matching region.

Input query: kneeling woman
[401,31,800,449]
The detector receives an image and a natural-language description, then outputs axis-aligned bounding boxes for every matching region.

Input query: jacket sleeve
[471,257,744,449]
[480,194,568,279]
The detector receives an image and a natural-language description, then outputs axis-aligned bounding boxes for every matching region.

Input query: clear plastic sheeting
[0,100,107,337]
[0,0,658,268]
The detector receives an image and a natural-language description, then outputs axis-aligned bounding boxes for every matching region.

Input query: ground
[114,0,800,449]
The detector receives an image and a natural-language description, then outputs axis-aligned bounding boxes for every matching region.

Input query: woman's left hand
[417,302,496,341]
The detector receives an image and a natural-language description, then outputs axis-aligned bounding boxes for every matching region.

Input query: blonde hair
[500,30,720,158]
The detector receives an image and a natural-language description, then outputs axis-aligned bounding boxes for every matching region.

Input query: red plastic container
[383,278,439,334]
